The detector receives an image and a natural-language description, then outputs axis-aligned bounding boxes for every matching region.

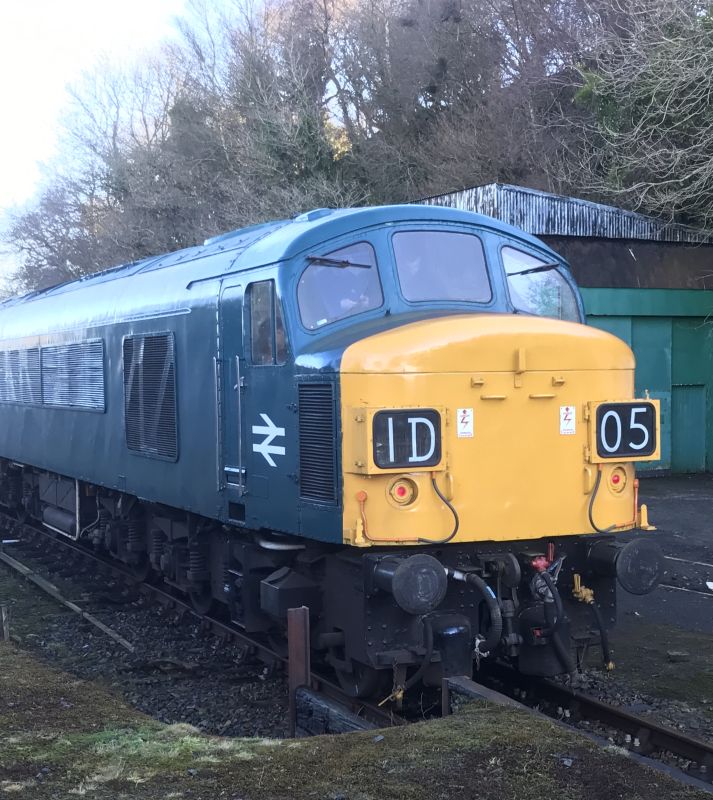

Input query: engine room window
[502,247,580,322]
[247,280,288,365]
[393,231,491,303]
[297,242,383,330]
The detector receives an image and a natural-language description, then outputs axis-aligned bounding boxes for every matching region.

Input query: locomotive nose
[339,313,656,545]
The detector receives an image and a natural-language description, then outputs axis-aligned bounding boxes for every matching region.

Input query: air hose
[540,570,576,677]
[588,467,616,534]
[404,617,435,690]
[419,474,460,545]
[590,599,613,668]
[465,572,503,653]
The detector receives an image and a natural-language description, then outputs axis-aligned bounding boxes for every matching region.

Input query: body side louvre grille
[41,340,105,410]
[298,383,337,503]
[0,348,41,404]
[123,333,178,461]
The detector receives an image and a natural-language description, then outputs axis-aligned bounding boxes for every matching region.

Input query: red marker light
[611,474,621,484]
[389,478,417,505]
[531,556,549,573]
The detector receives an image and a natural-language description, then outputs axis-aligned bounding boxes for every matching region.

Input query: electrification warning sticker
[560,405,576,435]
[456,408,474,438]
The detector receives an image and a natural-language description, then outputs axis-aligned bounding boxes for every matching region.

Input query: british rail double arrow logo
[252,413,286,467]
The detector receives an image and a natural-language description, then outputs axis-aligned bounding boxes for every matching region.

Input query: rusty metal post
[441,677,451,717]
[1,605,9,642]
[287,606,311,737]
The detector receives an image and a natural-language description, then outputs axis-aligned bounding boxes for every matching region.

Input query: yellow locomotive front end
[323,312,662,695]
[341,314,659,545]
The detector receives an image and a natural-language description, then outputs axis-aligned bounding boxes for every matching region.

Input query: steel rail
[481,664,713,778]
[536,675,713,771]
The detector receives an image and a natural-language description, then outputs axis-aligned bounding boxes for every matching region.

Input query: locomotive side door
[240,279,299,532]
[218,282,247,518]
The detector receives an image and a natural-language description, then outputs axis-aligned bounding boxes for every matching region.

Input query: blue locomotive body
[0,205,577,541]
[0,205,659,697]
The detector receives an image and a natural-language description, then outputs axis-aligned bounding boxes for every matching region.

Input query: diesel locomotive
[0,205,663,696]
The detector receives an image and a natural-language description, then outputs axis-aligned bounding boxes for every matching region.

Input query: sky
[0,0,189,281]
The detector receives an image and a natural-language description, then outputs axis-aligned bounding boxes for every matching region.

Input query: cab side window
[502,247,580,322]
[247,280,288,365]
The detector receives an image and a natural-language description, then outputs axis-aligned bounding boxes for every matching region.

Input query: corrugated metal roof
[420,183,712,244]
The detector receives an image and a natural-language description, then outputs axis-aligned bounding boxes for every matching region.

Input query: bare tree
[552,0,713,227]
[4,0,608,291]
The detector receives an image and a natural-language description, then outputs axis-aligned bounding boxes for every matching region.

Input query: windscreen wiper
[306,255,372,269]
[507,262,562,277]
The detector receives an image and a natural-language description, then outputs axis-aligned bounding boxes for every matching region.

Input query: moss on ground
[0,643,709,800]
[606,621,713,707]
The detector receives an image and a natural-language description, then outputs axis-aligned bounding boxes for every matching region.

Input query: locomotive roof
[2,204,562,310]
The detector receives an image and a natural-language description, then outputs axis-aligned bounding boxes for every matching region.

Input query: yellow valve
[378,686,404,707]
[572,573,594,605]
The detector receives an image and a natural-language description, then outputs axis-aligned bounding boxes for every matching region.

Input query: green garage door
[671,385,706,472]
[583,288,713,473]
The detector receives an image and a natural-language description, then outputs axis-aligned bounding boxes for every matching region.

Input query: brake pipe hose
[573,574,614,670]
[540,570,576,678]
[590,599,613,670]
[447,568,503,654]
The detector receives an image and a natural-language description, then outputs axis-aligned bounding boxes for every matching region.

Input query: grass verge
[1,642,709,800]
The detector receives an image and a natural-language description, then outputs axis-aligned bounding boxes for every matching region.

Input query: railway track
[475,665,713,787]
[0,512,401,733]
[538,676,713,776]
[2,510,712,784]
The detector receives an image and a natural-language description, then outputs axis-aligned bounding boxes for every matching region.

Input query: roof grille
[298,383,337,503]
[123,333,178,461]
[41,340,105,410]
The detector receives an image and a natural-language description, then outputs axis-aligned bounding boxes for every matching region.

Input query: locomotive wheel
[334,659,390,699]
[189,586,215,616]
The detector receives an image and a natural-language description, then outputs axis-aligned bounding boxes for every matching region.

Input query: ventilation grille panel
[41,341,105,410]
[123,333,178,461]
[298,383,337,503]
[0,348,40,404]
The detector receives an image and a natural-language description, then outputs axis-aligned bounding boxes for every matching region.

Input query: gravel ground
[577,669,713,741]
[2,474,712,750]
[0,532,289,739]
